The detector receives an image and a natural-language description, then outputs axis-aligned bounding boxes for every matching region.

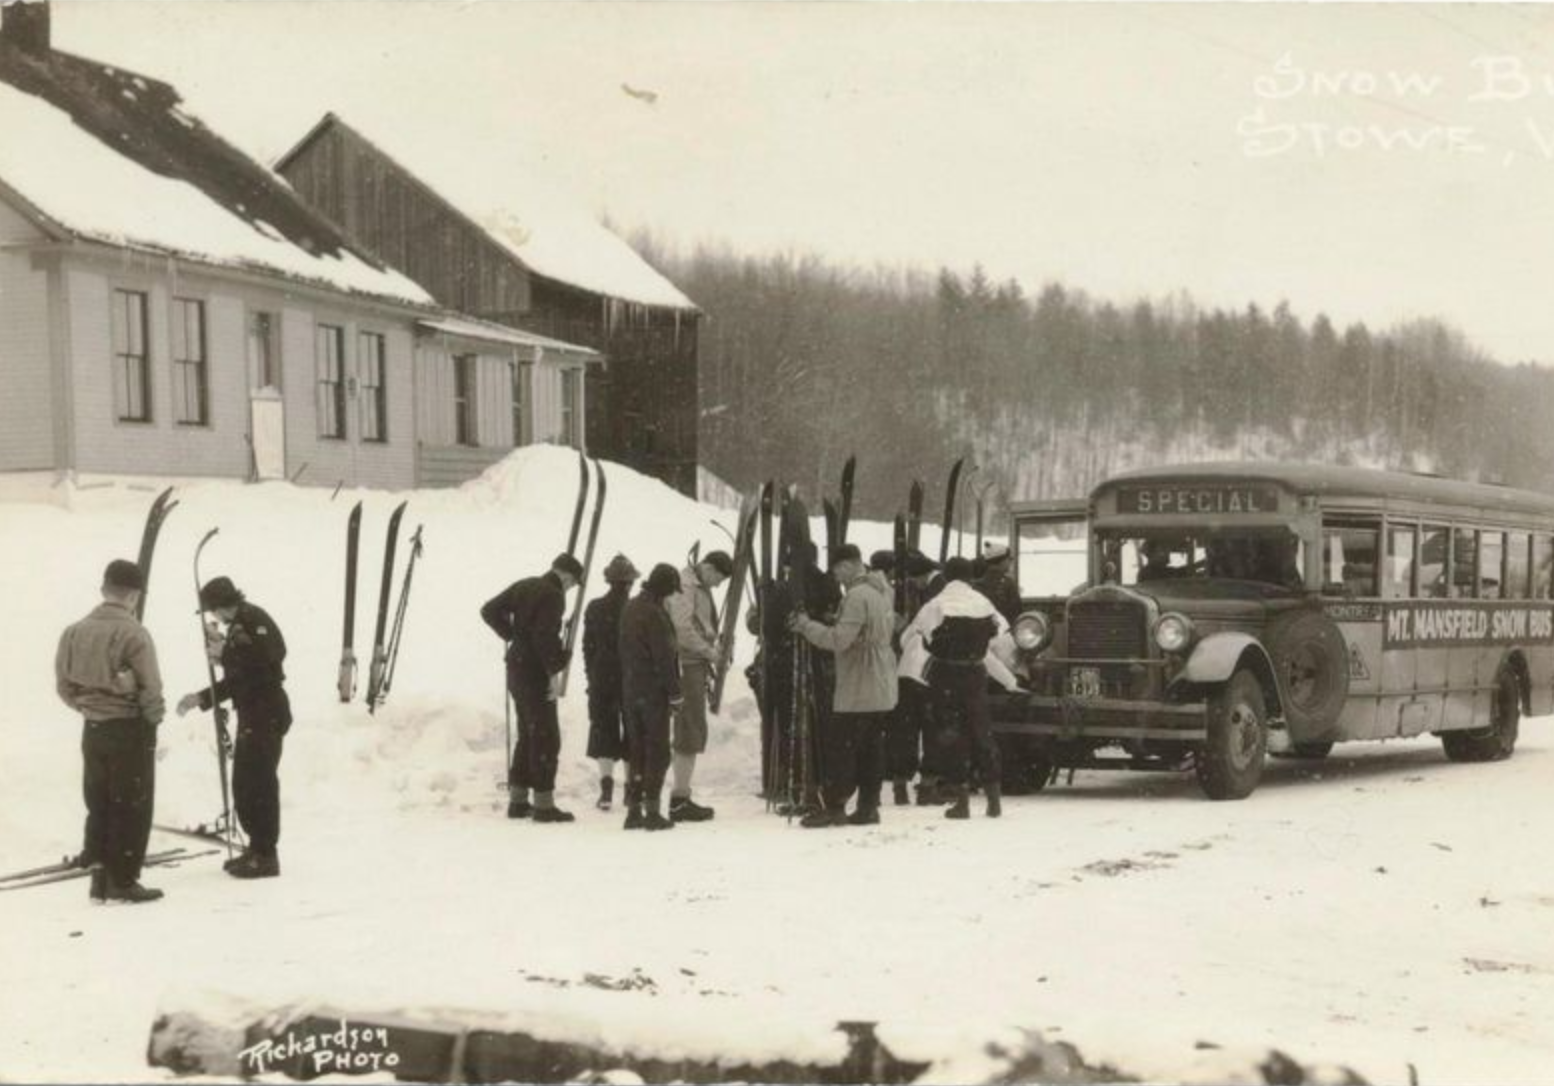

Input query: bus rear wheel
[1442,669,1520,763]
[1195,670,1268,800]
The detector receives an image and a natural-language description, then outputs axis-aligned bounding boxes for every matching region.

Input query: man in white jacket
[664,550,732,822]
[900,557,1019,819]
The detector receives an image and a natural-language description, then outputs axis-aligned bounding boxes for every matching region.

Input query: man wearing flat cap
[177,575,292,878]
[56,559,166,903]
[482,553,584,823]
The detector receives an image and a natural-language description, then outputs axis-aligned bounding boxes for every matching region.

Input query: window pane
[1323,522,1380,596]
[1419,526,1450,598]
[112,290,150,422]
[1505,532,1530,600]
[1534,536,1554,599]
[1451,528,1477,598]
[1386,526,1416,597]
[1478,531,1505,599]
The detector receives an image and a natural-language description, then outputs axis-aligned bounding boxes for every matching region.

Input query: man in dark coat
[481,553,582,824]
[619,563,684,831]
[177,576,292,878]
[56,559,166,903]
[977,542,1022,626]
[584,554,640,811]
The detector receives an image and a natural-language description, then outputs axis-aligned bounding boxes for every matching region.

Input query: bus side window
[1386,525,1416,598]
[1505,532,1530,600]
[1419,525,1450,599]
[1534,535,1553,599]
[1451,528,1477,599]
[1478,530,1505,599]
[1322,520,1380,597]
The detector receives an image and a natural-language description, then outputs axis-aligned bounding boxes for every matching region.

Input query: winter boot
[670,795,714,823]
[892,780,910,806]
[507,798,533,820]
[801,807,846,829]
[846,806,881,826]
[223,848,253,873]
[104,873,164,903]
[643,794,675,832]
[986,782,1003,819]
[623,782,645,829]
[597,777,615,812]
[533,806,576,824]
[228,852,280,879]
[944,786,971,820]
[88,864,106,903]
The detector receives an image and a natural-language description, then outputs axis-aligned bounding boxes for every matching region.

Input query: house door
[250,388,286,481]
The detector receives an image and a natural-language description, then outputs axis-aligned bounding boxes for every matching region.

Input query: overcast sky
[47,1,1554,365]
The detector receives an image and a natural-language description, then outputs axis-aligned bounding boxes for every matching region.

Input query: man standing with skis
[55,559,166,903]
[901,557,1020,820]
[619,563,685,831]
[789,545,898,827]
[481,554,583,823]
[583,555,639,811]
[664,550,732,822]
[177,577,292,878]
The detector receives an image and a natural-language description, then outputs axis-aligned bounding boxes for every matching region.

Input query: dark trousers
[886,679,929,781]
[624,696,672,800]
[508,667,560,794]
[824,711,887,812]
[81,717,155,883]
[586,688,627,761]
[928,662,1000,788]
[234,725,285,856]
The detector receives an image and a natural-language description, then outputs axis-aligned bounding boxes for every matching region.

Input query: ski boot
[643,795,675,832]
[846,806,881,826]
[669,795,714,823]
[944,786,971,820]
[533,806,576,824]
[622,783,645,829]
[596,777,615,812]
[88,864,106,903]
[223,848,253,873]
[104,873,164,903]
[228,852,280,879]
[800,807,846,829]
[915,779,942,806]
[986,782,1003,819]
[507,797,533,820]
[892,780,910,806]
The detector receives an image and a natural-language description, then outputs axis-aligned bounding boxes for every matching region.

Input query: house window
[359,332,387,443]
[112,289,151,422]
[454,354,477,446]
[560,368,581,449]
[249,311,279,390]
[316,324,346,439]
[171,298,209,426]
[510,361,526,446]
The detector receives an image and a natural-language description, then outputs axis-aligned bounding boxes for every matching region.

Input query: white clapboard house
[0,0,598,492]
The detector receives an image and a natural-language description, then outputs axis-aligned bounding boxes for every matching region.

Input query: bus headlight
[1013,611,1051,653]
[1153,612,1195,653]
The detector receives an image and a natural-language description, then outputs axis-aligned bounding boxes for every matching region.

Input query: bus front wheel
[1442,669,1520,763]
[1196,670,1268,800]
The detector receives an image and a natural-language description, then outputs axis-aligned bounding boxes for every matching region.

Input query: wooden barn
[274,114,702,496]
[0,0,597,492]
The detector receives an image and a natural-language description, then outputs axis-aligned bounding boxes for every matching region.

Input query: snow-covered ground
[1,448,1551,1084]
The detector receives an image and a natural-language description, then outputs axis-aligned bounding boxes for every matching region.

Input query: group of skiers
[54,561,292,903]
[484,531,1024,831]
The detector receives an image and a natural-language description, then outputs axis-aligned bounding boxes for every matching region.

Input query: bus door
[1013,499,1089,636]
[1320,518,1385,739]
[1443,528,1481,730]
[1383,522,1435,737]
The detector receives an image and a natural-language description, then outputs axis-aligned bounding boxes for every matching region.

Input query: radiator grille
[1067,598,1147,697]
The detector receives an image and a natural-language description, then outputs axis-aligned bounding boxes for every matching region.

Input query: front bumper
[991,692,1207,742]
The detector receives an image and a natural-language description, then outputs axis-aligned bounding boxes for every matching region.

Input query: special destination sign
[1116,485,1281,515]
[1382,602,1554,648]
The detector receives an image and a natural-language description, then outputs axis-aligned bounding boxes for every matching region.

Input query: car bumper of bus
[991,693,1208,742]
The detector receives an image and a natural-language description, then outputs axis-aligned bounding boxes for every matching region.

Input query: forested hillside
[643,239,1554,522]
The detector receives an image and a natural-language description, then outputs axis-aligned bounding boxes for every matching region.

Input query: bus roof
[1090,461,1554,519]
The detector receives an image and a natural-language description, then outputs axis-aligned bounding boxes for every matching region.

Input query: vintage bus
[994,463,1554,799]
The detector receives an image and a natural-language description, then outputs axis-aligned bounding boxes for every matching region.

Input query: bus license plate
[1069,667,1101,699]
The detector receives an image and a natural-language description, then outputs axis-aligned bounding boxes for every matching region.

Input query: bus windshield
[1099,530,1306,590]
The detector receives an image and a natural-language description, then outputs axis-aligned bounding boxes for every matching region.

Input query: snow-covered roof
[417,314,601,359]
[0,44,432,308]
[277,114,697,313]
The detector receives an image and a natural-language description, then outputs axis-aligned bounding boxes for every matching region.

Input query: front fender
[1178,632,1270,685]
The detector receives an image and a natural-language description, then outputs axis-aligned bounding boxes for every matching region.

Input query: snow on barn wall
[0,202,54,471]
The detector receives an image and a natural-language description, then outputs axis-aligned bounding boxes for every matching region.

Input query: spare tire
[1263,608,1350,737]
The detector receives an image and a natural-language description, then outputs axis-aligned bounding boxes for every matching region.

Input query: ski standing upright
[134,487,177,621]
[708,491,760,714]
[558,459,607,697]
[338,501,362,702]
[365,501,407,707]
[192,528,235,858]
[372,524,424,712]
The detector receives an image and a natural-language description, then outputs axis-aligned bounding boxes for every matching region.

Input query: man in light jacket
[790,544,899,827]
[664,550,732,822]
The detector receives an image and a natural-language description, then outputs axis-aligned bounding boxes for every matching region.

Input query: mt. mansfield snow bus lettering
[1383,602,1554,648]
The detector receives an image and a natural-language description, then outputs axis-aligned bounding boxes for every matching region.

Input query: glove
[547,674,563,702]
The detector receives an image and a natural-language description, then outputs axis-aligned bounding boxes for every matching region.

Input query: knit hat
[602,554,640,584]
[552,553,584,580]
[646,563,681,599]
[868,550,896,573]
[198,576,244,610]
[830,543,862,567]
[103,559,144,592]
[944,557,976,584]
[702,550,734,578]
[983,542,1012,563]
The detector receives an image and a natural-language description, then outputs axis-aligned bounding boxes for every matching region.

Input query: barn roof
[0,37,433,307]
[276,113,698,313]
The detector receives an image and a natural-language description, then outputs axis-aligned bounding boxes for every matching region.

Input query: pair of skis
[134,487,178,620]
[819,455,857,565]
[0,847,219,893]
[340,501,425,712]
[558,451,607,697]
[707,491,760,714]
